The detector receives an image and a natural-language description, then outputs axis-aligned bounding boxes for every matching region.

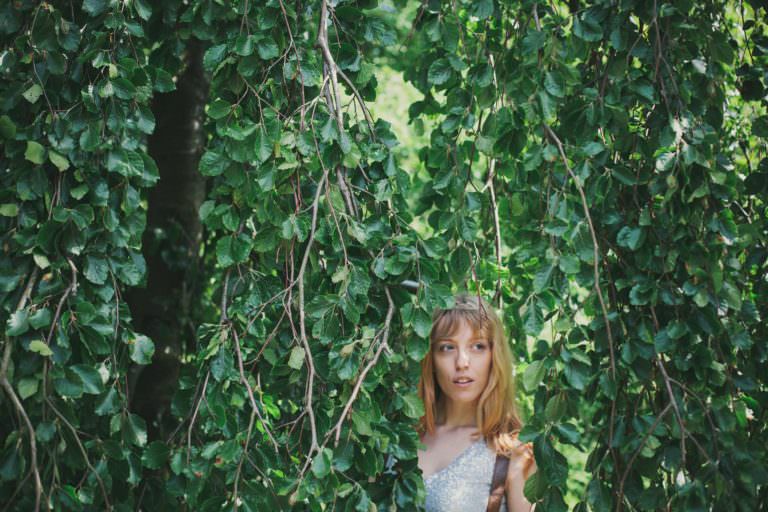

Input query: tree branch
[329,287,395,446]
[0,267,43,512]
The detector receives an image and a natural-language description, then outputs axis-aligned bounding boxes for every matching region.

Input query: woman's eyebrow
[436,337,487,342]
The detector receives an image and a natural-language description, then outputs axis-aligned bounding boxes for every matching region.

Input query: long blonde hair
[417,293,523,455]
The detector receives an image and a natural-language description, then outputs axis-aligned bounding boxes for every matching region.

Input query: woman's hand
[504,440,536,512]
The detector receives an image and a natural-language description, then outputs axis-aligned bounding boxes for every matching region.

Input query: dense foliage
[1,0,766,510]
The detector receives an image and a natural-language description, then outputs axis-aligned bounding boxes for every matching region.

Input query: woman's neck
[437,398,477,430]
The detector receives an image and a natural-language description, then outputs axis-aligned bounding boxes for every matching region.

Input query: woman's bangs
[430,308,489,344]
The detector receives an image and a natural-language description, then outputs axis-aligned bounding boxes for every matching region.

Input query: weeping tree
[1,0,766,511]
[396,0,768,509]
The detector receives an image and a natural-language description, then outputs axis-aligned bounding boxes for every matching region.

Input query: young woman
[417,293,535,512]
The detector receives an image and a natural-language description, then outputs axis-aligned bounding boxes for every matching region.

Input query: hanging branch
[485,158,503,308]
[231,328,278,510]
[276,0,307,130]
[329,287,395,446]
[542,124,617,379]
[296,168,329,461]
[0,268,43,512]
[316,0,343,132]
[615,403,673,512]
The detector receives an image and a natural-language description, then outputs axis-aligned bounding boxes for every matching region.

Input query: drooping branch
[329,287,395,446]
[542,124,616,379]
[0,268,43,512]
[296,169,329,460]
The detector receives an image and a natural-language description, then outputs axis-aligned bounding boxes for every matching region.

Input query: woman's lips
[453,378,474,387]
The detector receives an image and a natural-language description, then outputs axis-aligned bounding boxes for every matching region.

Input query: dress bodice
[424,438,508,512]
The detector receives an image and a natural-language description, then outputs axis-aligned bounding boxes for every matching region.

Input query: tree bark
[126,39,208,439]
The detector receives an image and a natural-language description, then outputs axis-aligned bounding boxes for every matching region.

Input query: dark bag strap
[486,453,510,512]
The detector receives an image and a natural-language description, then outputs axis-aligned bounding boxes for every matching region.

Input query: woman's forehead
[432,312,489,339]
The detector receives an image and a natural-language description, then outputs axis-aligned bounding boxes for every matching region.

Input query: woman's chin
[444,391,481,404]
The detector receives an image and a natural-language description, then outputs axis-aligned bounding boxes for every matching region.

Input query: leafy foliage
[1,0,767,510]
[399,0,768,509]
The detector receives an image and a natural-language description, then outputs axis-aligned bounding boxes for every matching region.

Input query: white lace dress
[424,438,508,512]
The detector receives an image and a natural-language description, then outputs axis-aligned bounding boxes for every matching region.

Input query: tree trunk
[126,39,208,439]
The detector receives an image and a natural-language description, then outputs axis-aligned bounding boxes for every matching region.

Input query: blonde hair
[417,293,524,456]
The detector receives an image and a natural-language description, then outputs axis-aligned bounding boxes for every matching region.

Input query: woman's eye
[438,344,454,352]
[473,343,488,350]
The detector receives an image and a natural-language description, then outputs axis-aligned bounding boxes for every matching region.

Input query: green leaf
[107,149,144,177]
[573,15,603,42]
[84,255,109,285]
[211,345,234,382]
[564,362,589,390]
[216,237,234,266]
[36,422,56,443]
[616,226,645,251]
[124,413,148,447]
[721,282,742,311]
[25,141,45,164]
[523,471,547,502]
[254,128,272,162]
[54,371,83,398]
[203,44,228,71]
[234,34,255,56]
[654,329,673,354]
[22,84,43,104]
[427,58,452,86]
[28,340,53,357]
[522,360,546,392]
[469,0,494,19]
[0,204,18,217]
[666,320,688,340]
[0,115,16,138]
[401,392,424,419]
[533,264,554,292]
[311,448,333,478]
[412,309,432,338]
[6,310,29,337]
[142,441,170,469]
[69,364,104,395]
[257,39,279,60]
[288,345,305,370]
[199,150,228,176]
[544,71,565,98]
[17,377,39,400]
[28,308,51,330]
[129,334,155,365]
[83,0,108,16]
[207,99,230,120]
[95,388,120,416]
[545,392,567,423]
[134,0,152,20]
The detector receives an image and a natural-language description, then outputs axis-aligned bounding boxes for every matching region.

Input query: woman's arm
[505,442,536,512]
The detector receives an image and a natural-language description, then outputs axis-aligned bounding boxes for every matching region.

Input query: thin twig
[329,287,395,446]
[336,68,376,137]
[486,159,503,308]
[0,268,43,511]
[615,403,672,512]
[656,357,687,465]
[231,328,278,510]
[542,125,616,378]
[186,371,210,465]
[316,0,343,131]
[45,397,111,510]
[296,169,329,460]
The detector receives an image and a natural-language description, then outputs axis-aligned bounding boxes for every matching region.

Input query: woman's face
[432,319,492,407]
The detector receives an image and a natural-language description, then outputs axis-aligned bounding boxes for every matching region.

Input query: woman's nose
[455,350,470,369]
